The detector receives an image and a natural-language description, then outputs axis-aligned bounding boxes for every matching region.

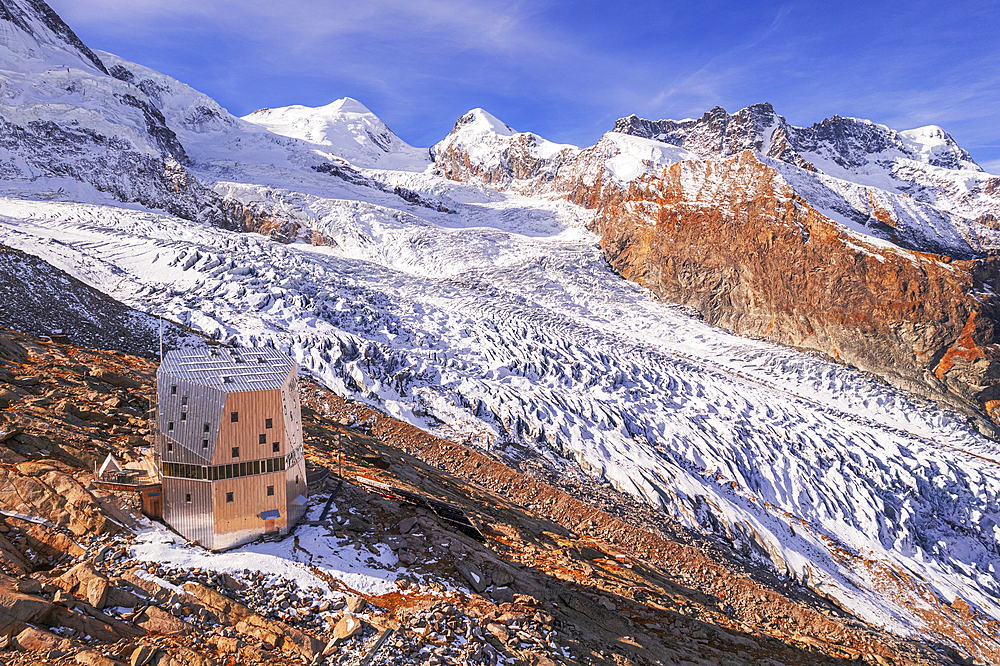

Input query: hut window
[180,412,187,422]
[231,412,239,423]
[265,418,273,429]
[203,423,210,433]
[295,475,299,485]
[226,492,233,503]
[185,493,191,503]
[170,385,177,395]
[239,462,247,477]
[272,442,280,453]
[181,396,188,406]
[225,464,233,479]
[267,485,274,496]
[232,446,240,458]
[266,459,274,473]
[167,441,173,452]
[259,434,266,445]
[202,439,208,449]
[253,460,261,475]
[167,421,174,431]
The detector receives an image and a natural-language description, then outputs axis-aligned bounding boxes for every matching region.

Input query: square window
[226,492,233,503]
[167,421,174,431]
[203,423,210,433]
[259,434,266,445]
[185,493,191,503]
[267,485,274,496]
[272,442,280,453]
[265,418,273,429]
[170,385,177,395]
[231,446,239,459]
[231,412,239,423]
[202,439,209,449]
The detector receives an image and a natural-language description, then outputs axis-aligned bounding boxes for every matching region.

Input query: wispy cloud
[44,0,1000,158]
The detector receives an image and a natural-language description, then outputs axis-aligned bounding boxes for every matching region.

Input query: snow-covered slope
[242,98,431,171]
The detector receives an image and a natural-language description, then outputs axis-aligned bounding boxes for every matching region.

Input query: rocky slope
[0,243,201,358]
[0,327,975,666]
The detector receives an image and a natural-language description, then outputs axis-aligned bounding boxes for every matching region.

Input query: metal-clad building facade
[156,347,308,550]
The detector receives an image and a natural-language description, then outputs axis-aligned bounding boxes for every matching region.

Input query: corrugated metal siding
[281,372,309,526]
[157,369,225,463]
[162,478,215,549]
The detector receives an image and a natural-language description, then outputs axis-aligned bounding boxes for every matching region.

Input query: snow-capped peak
[899,125,980,170]
[449,108,517,137]
[241,97,429,170]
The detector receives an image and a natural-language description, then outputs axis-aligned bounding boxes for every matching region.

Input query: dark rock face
[592,151,1000,435]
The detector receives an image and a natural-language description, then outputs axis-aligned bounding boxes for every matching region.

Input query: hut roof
[158,347,295,392]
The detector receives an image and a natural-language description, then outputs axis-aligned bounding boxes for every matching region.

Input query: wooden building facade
[156,347,308,550]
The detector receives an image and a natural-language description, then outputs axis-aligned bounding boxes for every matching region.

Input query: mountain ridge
[3,3,1000,663]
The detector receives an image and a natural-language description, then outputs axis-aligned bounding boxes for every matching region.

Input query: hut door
[264,518,277,533]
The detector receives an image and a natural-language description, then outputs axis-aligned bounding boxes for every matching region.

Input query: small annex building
[156,347,308,550]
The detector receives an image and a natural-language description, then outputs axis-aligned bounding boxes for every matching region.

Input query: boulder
[13,625,70,652]
[235,613,325,660]
[398,517,418,534]
[0,575,53,636]
[129,645,158,666]
[181,582,251,622]
[56,562,110,608]
[85,576,109,609]
[457,561,488,593]
[134,605,191,635]
[88,369,140,390]
[75,649,121,666]
[332,613,363,644]
[487,564,515,588]
[344,595,367,613]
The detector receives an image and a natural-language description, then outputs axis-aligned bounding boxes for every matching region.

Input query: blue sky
[48,0,1000,171]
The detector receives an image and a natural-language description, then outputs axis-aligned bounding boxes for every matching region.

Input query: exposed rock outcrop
[592,151,1000,435]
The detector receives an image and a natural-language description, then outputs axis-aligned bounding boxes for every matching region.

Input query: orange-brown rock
[591,150,1000,434]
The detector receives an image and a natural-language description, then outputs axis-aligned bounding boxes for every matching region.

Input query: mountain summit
[243,97,430,170]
